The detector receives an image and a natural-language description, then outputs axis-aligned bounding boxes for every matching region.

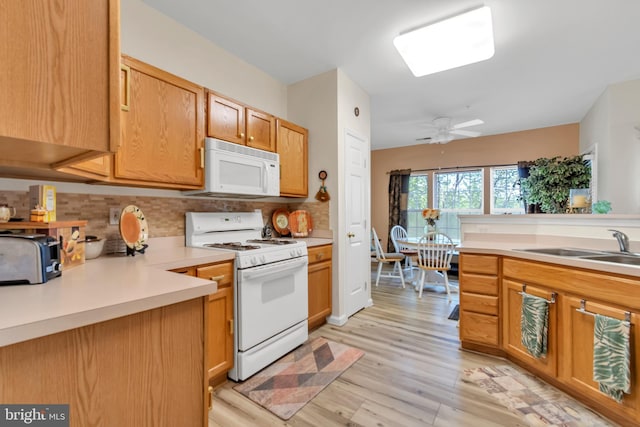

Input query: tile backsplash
[1,190,329,250]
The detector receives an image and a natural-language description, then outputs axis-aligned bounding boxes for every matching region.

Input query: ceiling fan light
[393,6,495,77]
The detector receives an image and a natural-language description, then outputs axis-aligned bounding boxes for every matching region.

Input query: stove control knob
[250,256,258,265]
[260,255,267,264]
[290,249,296,257]
[297,248,303,256]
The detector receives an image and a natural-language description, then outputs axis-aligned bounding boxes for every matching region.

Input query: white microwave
[184,138,280,198]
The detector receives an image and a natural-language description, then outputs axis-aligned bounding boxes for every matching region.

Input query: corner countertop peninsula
[457,213,640,277]
[0,237,234,347]
[0,234,333,348]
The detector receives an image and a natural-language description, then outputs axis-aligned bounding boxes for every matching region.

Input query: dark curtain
[387,169,411,252]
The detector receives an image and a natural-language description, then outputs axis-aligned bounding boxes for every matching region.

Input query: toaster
[0,234,62,285]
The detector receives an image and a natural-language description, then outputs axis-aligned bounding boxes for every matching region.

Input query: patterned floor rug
[233,337,365,420]
[462,365,617,426]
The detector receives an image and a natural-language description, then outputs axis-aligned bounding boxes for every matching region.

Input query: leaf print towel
[520,293,549,358]
[593,314,630,402]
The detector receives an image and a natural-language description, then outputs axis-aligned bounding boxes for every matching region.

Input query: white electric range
[186,211,308,381]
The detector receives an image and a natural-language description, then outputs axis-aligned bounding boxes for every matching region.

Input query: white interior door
[344,129,370,317]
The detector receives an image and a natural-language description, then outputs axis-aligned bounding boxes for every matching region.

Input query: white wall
[121,0,287,116]
[336,70,372,314]
[580,79,640,213]
[287,68,371,324]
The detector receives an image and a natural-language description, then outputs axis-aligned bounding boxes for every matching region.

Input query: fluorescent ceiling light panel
[394,6,495,77]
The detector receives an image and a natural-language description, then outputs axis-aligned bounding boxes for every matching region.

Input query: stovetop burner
[246,239,297,245]
[204,242,261,251]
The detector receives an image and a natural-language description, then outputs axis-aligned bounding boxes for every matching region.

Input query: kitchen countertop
[0,235,333,348]
[458,241,640,278]
[0,243,234,348]
[299,237,333,247]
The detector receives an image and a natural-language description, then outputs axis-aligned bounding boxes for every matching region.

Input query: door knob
[347,232,355,238]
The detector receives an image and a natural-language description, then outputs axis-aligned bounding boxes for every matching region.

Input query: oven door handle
[240,257,307,280]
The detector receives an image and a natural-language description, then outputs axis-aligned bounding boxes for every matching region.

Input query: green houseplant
[520,155,591,213]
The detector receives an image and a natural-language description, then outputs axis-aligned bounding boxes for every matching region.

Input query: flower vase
[424,223,437,238]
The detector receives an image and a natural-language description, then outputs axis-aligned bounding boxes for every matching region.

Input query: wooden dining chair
[371,228,406,287]
[416,232,454,300]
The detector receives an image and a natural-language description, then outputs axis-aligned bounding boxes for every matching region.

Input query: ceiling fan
[416,117,484,144]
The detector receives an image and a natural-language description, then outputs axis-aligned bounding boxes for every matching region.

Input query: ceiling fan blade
[450,129,482,137]
[452,119,484,129]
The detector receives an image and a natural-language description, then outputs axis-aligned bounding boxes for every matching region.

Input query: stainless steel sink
[579,254,640,266]
[515,248,606,257]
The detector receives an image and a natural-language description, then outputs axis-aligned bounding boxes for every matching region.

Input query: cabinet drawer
[459,272,498,295]
[460,254,499,275]
[461,293,498,315]
[308,245,332,264]
[197,262,234,288]
[460,311,499,346]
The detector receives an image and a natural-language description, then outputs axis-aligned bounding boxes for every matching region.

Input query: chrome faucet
[608,229,630,253]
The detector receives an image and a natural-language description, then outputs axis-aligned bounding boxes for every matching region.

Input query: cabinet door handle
[239,132,245,138]
[120,64,131,112]
[347,232,355,238]
[249,136,254,141]
[208,386,213,410]
[199,147,205,169]
[229,319,234,335]
[209,274,225,282]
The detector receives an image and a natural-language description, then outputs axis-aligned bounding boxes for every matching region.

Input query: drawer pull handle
[316,253,324,260]
[229,319,234,335]
[209,274,225,282]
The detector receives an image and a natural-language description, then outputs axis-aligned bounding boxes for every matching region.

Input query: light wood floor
[209,271,528,426]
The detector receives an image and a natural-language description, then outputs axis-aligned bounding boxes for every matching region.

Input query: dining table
[396,237,459,290]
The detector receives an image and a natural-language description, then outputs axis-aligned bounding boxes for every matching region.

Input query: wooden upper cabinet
[207,91,276,152]
[115,55,205,188]
[277,119,308,197]
[246,108,276,151]
[207,93,246,145]
[0,0,120,169]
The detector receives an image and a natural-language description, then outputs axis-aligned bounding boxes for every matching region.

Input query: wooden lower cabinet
[459,253,640,425]
[502,279,558,377]
[459,253,500,351]
[559,295,640,422]
[0,298,208,427]
[307,244,332,330]
[196,261,234,386]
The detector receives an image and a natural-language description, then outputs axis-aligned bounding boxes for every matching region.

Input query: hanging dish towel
[593,314,631,402]
[520,293,549,358]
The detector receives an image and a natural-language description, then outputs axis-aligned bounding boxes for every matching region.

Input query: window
[434,169,483,241]
[407,174,428,238]
[490,166,525,214]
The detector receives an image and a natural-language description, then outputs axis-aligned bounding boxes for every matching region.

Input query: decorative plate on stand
[288,210,313,237]
[272,208,290,236]
[119,205,149,251]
